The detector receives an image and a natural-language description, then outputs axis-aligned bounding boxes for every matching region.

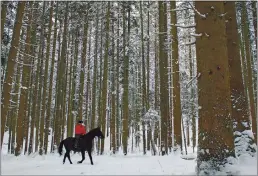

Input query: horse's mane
[85,127,100,137]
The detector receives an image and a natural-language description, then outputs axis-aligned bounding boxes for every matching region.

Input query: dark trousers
[74,134,81,149]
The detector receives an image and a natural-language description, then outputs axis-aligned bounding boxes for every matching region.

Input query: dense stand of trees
[1,1,257,174]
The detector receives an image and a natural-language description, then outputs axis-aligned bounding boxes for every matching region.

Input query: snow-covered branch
[16,60,34,67]
[186,2,206,19]
[186,72,201,88]
[19,39,39,47]
[171,23,196,28]
[183,39,196,46]
[219,12,227,18]
[167,7,192,12]
[190,33,202,38]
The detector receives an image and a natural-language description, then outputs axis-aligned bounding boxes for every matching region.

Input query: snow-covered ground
[1,150,257,175]
[1,131,257,175]
[1,152,197,175]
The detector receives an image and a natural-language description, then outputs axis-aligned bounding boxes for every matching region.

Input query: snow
[1,153,196,175]
[1,150,257,175]
[1,130,257,175]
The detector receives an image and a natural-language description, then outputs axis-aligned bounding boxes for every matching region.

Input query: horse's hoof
[91,163,94,165]
[70,163,73,164]
[77,161,82,164]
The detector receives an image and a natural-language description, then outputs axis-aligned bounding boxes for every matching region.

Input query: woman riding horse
[74,120,86,150]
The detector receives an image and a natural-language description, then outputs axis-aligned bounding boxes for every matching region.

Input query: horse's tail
[58,140,64,156]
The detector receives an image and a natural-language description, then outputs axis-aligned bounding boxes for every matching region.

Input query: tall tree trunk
[25,62,35,154]
[97,5,104,153]
[17,1,34,156]
[44,1,57,154]
[67,33,74,138]
[61,52,69,140]
[171,1,182,153]
[91,8,100,130]
[158,1,169,155]
[241,2,257,142]
[36,1,46,154]
[189,42,196,153]
[59,1,69,143]
[1,1,7,39]
[100,2,110,154]
[195,2,235,174]
[69,25,79,138]
[224,1,256,157]
[140,1,147,155]
[91,6,100,153]
[122,2,130,155]
[11,59,21,155]
[154,20,159,147]
[146,1,152,153]
[14,27,25,156]
[28,2,39,154]
[39,1,53,155]
[54,2,67,148]
[79,7,89,122]
[52,18,62,151]
[252,1,257,45]
[1,1,26,146]
[116,10,121,152]
[85,23,92,131]
[110,11,116,154]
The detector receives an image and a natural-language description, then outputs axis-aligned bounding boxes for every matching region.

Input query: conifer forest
[1,1,257,175]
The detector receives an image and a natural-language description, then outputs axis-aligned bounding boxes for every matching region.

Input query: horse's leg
[87,149,94,165]
[63,152,67,164]
[77,150,85,164]
[66,150,73,164]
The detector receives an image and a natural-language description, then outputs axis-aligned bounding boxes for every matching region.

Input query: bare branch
[186,2,206,19]
[190,33,203,38]
[167,7,192,12]
[15,60,34,67]
[186,73,201,88]
[183,40,196,46]
[171,23,196,28]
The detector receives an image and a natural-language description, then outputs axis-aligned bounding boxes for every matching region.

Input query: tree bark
[1,1,26,146]
[100,2,110,154]
[224,1,256,157]
[241,2,257,142]
[140,1,147,155]
[122,2,130,155]
[1,1,7,39]
[195,2,235,174]
[158,1,169,155]
[171,1,182,153]
[17,1,34,156]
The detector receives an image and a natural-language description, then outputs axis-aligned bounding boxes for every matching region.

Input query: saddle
[74,136,82,151]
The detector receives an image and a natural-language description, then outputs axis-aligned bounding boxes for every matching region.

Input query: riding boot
[74,134,80,150]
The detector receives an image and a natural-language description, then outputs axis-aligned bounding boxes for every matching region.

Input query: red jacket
[75,124,86,135]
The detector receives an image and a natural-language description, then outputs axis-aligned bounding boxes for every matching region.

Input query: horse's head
[92,126,105,139]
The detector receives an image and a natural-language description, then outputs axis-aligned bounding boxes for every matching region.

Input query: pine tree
[195,2,235,174]
[100,2,110,154]
[158,1,169,155]
[224,1,256,157]
[1,1,26,146]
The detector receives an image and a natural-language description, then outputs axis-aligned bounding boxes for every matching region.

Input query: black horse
[58,127,104,165]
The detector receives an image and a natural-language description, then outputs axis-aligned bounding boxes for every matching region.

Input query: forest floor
[1,148,257,175]
[1,131,257,175]
[1,152,197,175]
